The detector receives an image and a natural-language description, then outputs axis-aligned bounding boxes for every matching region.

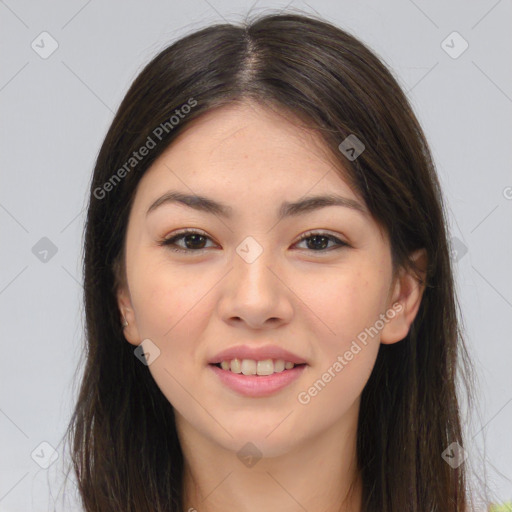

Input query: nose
[217,243,293,330]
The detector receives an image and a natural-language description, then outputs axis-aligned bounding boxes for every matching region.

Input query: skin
[117,101,427,512]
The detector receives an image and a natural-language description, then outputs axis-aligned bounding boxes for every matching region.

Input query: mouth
[209,359,308,376]
[209,360,308,397]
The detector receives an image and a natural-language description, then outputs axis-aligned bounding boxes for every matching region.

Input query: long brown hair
[63,10,478,511]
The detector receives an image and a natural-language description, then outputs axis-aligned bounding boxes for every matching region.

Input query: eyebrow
[146,190,368,221]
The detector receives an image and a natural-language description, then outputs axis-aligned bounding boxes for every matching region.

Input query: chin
[215,426,304,460]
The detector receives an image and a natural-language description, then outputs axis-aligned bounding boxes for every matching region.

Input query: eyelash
[157,229,349,254]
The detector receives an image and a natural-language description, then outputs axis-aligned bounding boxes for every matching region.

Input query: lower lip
[209,364,307,397]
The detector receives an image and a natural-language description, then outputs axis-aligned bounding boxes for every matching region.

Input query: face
[117,101,425,457]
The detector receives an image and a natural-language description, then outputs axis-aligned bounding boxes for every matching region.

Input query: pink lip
[209,363,307,397]
[208,344,307,365]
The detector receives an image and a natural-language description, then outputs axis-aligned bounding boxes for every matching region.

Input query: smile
[214,358,304,375]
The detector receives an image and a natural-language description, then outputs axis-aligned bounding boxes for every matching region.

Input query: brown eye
[294,231,349,252]
[159,230,215,253]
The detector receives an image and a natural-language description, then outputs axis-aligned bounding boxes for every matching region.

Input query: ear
[116,284,142,346]
[380,248,428,345]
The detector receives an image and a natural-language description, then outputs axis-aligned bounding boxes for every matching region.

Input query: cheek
[295,264,389,350]
[131,258,199,331]
[295,343,378,435]
[128,260,217,412]
[130,258,217,369]
[292,258,390,417]
[290,263,388,403]
[293,271,384,412]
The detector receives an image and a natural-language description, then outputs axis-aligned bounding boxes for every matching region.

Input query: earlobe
[380,249,428,345]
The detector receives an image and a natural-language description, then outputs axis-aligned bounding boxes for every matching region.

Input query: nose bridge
[232,234,277,299]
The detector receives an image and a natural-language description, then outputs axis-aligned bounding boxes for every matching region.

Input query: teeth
[231,358,242,373]
[256,359,273,376]
[274,359,285,372]
[217,358,300,375]
[241,359,256,375]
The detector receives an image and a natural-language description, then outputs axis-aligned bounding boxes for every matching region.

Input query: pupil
[308,235,328,250]
[185,234,206,249]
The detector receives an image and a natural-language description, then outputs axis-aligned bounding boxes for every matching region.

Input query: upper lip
[208,345,308,365]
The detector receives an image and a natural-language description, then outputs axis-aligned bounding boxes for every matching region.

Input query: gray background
[1,0,511,510]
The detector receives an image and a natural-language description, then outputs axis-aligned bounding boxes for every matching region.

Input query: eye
[157,229,349,254]
[158,229,216,253]
[293,230,349,252]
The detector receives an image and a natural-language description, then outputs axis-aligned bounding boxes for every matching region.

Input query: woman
[64,11,478,511]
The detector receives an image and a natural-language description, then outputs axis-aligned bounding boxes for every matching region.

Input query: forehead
[136,102,363,206]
